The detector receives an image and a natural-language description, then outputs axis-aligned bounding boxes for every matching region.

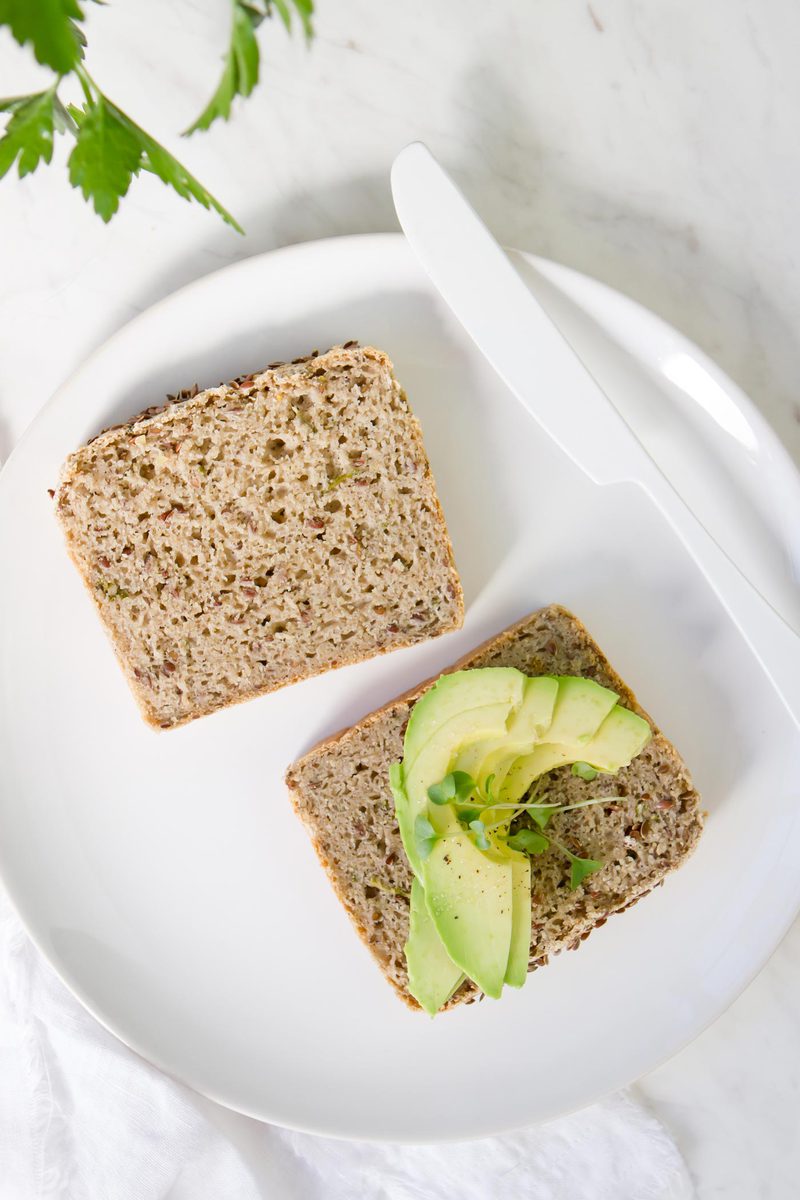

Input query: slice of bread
[55,345,463,728]
[286,605,704,1010]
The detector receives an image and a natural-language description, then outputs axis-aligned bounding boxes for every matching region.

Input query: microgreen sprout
[545,835,605,890]
[427,771,476,806]
[506,828,549,855]
[414,814,438,862]
[468,819,490,851]
[420,769,618,888]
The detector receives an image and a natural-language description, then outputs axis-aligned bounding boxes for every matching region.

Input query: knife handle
[634,455,800,730]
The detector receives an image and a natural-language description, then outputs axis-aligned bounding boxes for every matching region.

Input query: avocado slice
[502,744,575,801]
[403,668,526,766]
[405,877,465,1015]
[467,677,616,813]
[423,832,513,999]
[502,848,531,987]
[580,705,651,771]
[508,676,560,742]
[502,702,652,802]
[393,701,514,877]
[454,676,559,787]
[545,676,619,745]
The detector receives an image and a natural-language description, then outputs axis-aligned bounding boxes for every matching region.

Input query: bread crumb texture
[286,605,704,1010]
[55,346,463,727]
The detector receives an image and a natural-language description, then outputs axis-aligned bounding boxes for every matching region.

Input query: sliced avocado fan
[390,670,651,1014]
[393,668,526,879]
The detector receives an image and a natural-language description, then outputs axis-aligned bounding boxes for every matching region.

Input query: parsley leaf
[273,0,314,39]
[67,94,141,220]
[414,814,438,862]
[186,0,314,135]
[0,89,59,179]
[569,855,604,890]
[0,0,86,75]
[507,828,549,855]
[67,84,243,231]
[1,1,308,229]
[572,761,599,781]
[136,116,243,232]
[185,0,261,135]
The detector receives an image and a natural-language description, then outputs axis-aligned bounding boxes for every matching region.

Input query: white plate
[1,234,799,1142]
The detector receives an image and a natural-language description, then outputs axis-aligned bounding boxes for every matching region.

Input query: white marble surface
[1,0,799,1195]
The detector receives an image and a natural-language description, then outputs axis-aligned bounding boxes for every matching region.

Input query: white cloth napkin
[0,889,693,1200]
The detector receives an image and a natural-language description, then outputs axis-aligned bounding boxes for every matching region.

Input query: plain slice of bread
[55,345,464,728]
[286,604,704,1010]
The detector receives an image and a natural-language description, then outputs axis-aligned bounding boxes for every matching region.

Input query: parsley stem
[74,64,95,106]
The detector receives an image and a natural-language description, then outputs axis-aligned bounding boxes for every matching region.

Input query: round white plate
[1,234,799,1142]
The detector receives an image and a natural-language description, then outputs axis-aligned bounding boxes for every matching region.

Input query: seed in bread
[285,605,704,1010]
[55,345,464,728]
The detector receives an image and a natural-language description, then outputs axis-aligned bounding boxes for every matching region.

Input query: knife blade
[391,141,800,728]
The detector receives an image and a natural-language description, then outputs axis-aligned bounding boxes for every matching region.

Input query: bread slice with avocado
[285,605,704,1012]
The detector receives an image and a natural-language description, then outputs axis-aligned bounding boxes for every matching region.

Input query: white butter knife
[391,141,800,729]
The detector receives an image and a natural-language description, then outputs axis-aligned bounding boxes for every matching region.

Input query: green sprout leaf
[427,771,475,806]
[414,814,438,862]
[572,761,599,782]
[458,806,482,826]
[0,0,87,75]
[451,771,476,801]
[427,775,455,806]
[568,855,604,890]
[469,819,490,851]
[507,828,550,855]
[528,805,555,830]
[0,88,59,179]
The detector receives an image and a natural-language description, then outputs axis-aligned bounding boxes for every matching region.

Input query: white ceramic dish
[1,234,799,1142]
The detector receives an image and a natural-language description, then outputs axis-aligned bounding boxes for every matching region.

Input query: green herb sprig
[187,0,312,134]
[424,770,612,890]
[0,0,315,228]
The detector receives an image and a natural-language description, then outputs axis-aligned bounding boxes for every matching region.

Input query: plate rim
[2,231,800,1141]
